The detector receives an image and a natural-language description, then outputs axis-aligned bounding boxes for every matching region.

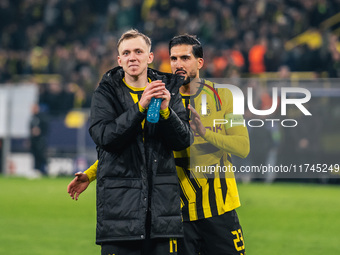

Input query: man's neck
[124,72,148,88]
[180,83,191,95]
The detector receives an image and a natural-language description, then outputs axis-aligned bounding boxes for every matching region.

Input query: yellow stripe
[202,183,212,218]
[190,170,202,188]
[223,178,241,212]
[180,197,184,209]
[129,93,139,103]
[122,77,150,91]
[214,170,224,215]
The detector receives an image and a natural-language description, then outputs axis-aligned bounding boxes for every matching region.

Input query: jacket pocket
[103,178,142,220]
[151,175,182,236]
[152,175,180,216]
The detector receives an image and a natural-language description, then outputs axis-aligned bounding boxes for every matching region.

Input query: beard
[183,76,191,85]
[175,69,197,85]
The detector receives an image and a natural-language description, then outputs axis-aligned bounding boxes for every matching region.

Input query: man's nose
[176,59,183,69]
[129,52,137,61]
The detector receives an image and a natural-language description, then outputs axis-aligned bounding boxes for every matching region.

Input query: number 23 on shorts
[231,228,245,253]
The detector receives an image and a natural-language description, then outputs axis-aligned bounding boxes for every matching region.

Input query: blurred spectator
[65,82,91,109]
[116,0,140,31]
[29,103,49,175]
[29,46,50,74]
[249,37,267,74]
[50,45,76,81]
[0,0,340,97]
[1,0,340,184]
[152,43,171,73]
[289,8,309,36]
[278,65,291,79]
[325,33,340,77]
[308,0,334,28]
[40,79,73,116]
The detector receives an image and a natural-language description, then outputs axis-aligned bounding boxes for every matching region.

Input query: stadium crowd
[1,0,339,180]
[1,0,340,114]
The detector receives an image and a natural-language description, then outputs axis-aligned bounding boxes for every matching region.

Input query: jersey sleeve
[84,160,98,183]
[159,107,170,119]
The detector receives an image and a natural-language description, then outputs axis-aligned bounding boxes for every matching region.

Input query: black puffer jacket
[89,67,193,244]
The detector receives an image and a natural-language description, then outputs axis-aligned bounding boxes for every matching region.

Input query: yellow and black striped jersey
[174,79,249,221]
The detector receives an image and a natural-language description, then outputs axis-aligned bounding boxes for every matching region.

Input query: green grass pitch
[0,176,339,254]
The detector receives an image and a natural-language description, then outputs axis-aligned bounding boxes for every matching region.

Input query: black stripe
[214,87,222,112]
[184,98,191,119]
[220,157,228,205]
[175,158,190,168]
[208,177,218,216]
[190,96,195,112]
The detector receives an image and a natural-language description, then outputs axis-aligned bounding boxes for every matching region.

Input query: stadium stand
[1,0,340,179]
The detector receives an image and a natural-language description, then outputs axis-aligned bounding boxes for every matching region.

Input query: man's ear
[117,56,122,66]
[198,58,204,70]
[148,52,154,64]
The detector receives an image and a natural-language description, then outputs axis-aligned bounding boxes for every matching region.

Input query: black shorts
[101,238,178,255]
[178,210,245,255]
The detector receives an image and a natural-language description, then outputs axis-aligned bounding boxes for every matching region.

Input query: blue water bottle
[147,97,162,123]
